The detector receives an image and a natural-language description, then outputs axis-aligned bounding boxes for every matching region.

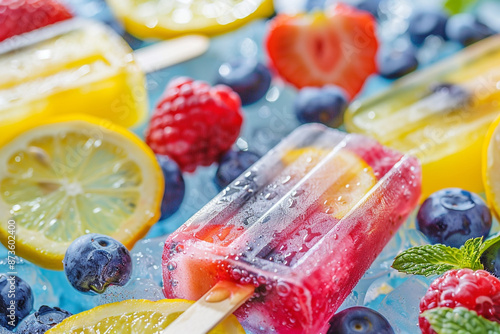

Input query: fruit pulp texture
[162,124,422,334]
[0,19,146,139]
[345,34,500,200]
[106,0,275,39]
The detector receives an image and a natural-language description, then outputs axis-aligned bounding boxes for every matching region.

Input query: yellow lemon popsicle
[0,18,146,140]
[345,35,500,199]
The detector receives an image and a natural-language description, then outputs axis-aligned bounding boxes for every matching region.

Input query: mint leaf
[392,244,467,276]
[422,307,500,334]
[479,232,500,255]
[444,0,477,15]
[459,237,484,270]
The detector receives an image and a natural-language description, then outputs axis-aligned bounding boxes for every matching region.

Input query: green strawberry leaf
[444,0,477,15]
[392,244,469,276]
[422,307,500,334]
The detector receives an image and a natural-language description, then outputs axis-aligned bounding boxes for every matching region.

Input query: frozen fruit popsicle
[162,124,421,334]
[345,35,500,199]
[0,18,209,140]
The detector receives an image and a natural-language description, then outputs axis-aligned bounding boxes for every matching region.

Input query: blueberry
[328,306,395,334]
[355,0,382,18]
[446,14,495,46]
[417,188,492,248]
[0,275,33,330]
[407,10,448,45]
[16,305,71,334]
[294,86,349,128]
[215,150,261,190]
[378,46,418,79]
[63,234,132,294]
[216,59,272,105]
[480,239,500,278]
[157,155,185,219]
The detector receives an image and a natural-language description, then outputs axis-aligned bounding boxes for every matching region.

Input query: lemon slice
[46,299,245,333]
[483,114,500,221]
[106,0,274,39]
[0,115,163,270]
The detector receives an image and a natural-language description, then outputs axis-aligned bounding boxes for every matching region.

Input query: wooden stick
[134,35,210,74]
[161,281,254,334]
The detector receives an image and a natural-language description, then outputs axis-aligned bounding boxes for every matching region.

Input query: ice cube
[377,275,434,334]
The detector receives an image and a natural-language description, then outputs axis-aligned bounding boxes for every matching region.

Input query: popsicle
[162,124,421,333]
[345,34,500,199]
[0,18,209,140]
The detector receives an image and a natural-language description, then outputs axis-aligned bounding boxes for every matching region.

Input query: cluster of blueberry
[0,274,69,333]
[380,8,495,79]
[0,233,134,333]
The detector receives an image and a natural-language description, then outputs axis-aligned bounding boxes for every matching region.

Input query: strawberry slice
[0,0,73,42]
[265,3,378,98]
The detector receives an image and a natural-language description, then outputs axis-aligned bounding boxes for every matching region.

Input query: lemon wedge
[483,114,500,221]
[106,0,274,39]
[46,299,245,333]
[0,115,163,270]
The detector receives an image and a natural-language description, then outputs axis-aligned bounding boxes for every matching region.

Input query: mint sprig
[479,232,500,254]
[422,307,500,334]
[392,233,500,277]
[444,0,477,15]
[392,237,484,276]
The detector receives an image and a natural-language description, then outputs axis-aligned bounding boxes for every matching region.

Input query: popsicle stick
[161,281,254,334]
[134,35,210,74]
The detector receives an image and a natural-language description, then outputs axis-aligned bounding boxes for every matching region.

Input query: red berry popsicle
[162,124,422,333]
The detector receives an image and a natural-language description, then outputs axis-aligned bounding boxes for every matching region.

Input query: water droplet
[167,262,177,271]
[232,268,242,280]
[291,189,304,197]
[265,191,277,200]
[282,175,291,184]
[276,282,291,297]
[288,198,297,208]
[175,244,185,253]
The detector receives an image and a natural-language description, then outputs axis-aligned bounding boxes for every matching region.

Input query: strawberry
[0,0,73,42]
[145,77,244,173]
[265,3,378,99]
[419,269,500,334]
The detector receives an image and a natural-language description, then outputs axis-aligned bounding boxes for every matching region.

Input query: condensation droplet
[276,282,291,297]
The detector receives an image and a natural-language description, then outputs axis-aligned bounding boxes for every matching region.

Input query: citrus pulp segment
[46,299,245,333]
[106,0,274,39]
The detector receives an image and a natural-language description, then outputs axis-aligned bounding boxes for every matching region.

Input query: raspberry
[419,269,500,334]
[0,0,73,42]
[145,77,244,172]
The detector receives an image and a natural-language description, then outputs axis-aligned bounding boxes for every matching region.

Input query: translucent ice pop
[345,35,500,199]
[0,18,146,136]
[162,124,421,333]
[0,18,209,140]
